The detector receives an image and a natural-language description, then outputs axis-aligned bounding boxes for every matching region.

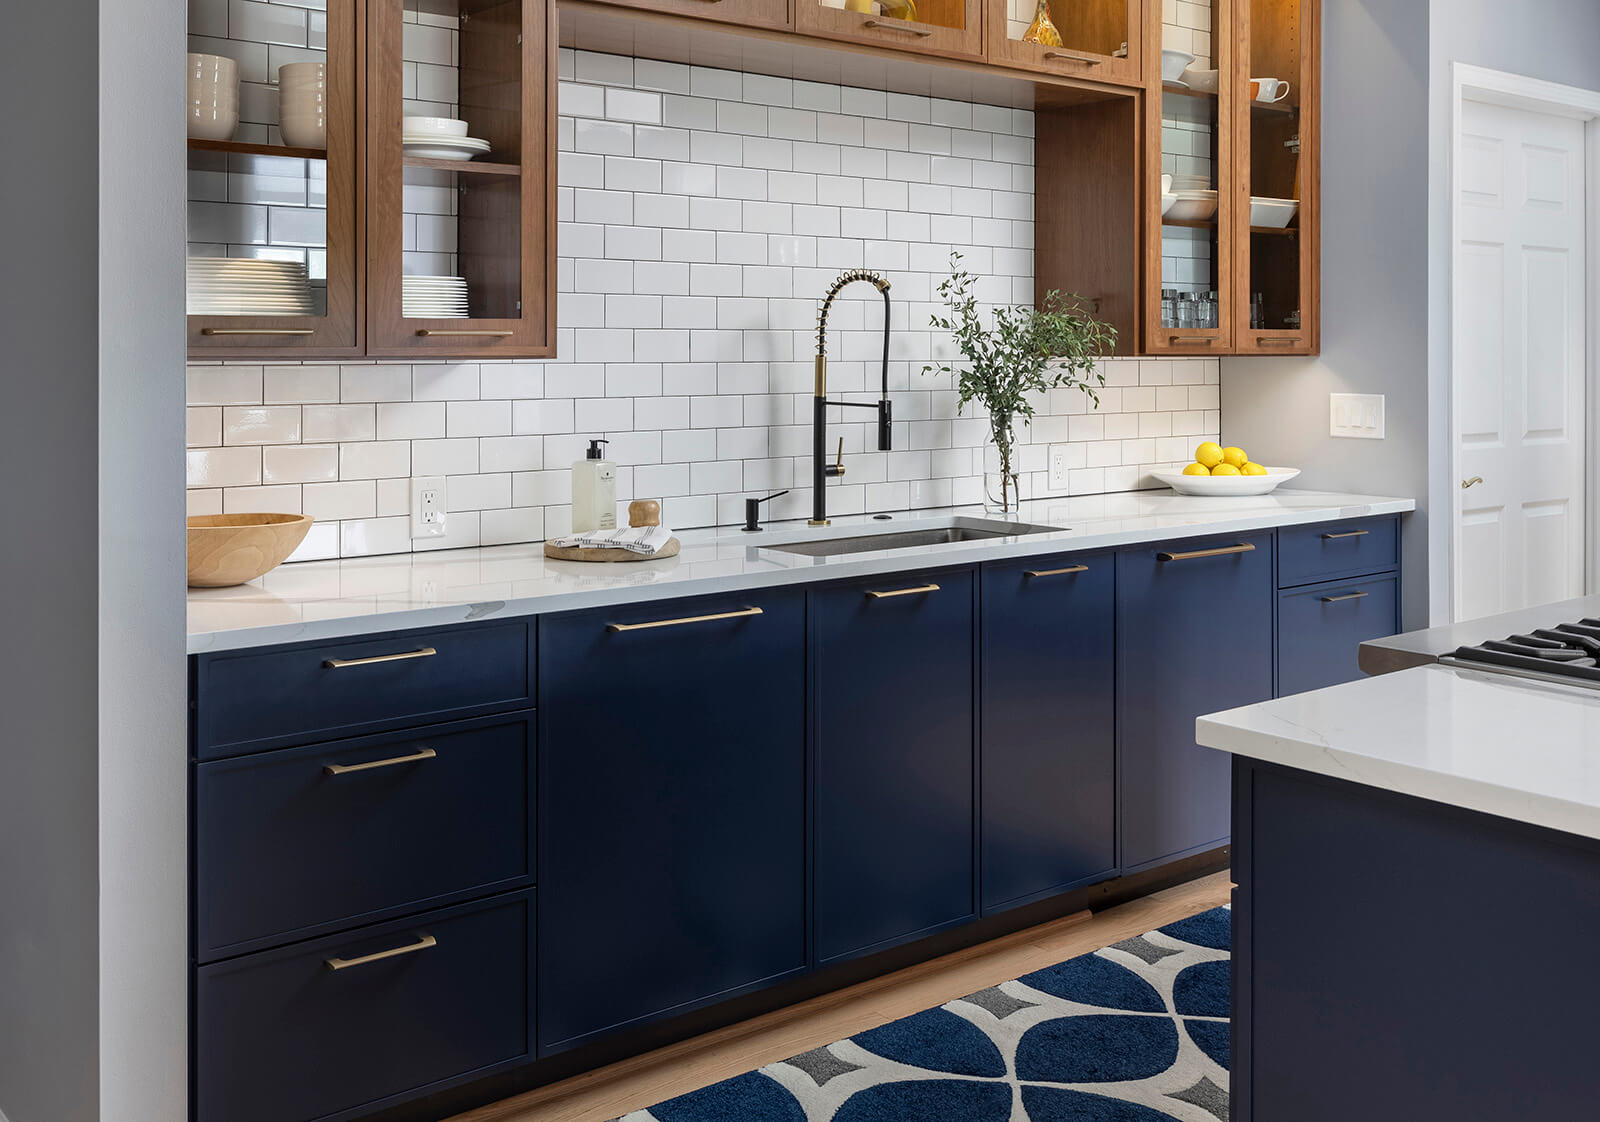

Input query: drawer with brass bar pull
[1277,516,1399,588]
[193,619,534,759]
[1278,574,1400,695]
[195,713,534,960]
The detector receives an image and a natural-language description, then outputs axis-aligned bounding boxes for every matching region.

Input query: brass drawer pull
[326,934,437,971]
[1170,336,1216,346]
[862,18,933,35]
[416,330,515,338]
[1321,591,1370,604]
[1157,544,1255,562]
[324,747,437,776]
[866,583,941,599]
[1025,565,1089,578]
[1256,337,1303,346]
[1043,51,1102,65]
[323,646,437,669]
[608,606,763,633]
[1322,529,1369,540]
[200,328,315,336]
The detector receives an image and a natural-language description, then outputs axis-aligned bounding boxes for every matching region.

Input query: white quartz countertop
[1198,664,1600,841]
[188,488,1413,654]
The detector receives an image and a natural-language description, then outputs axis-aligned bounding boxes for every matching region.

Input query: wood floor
[449,870,1232,1122]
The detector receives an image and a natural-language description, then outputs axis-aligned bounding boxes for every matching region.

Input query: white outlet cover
[411,476,447,539]
[1047,443,1071,491]
[1329,393,1385,440]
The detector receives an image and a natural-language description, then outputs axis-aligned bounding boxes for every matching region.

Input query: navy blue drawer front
[1277,516,1398,588]
[194,620,535,758]
[195,890,534,1122]
[195,713,535,960]
[1277,575,1400,697]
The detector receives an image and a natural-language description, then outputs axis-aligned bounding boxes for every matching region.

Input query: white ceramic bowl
[280,117,327,149]
[1181,66,1219,93]
[1161,193,1178,217]
[1151,466,1301,497]
[404,115,468,138]
[1249,196,1299,228]
[1161,49,1195,84]
[189,103,239,141]
[1165,190,1218,222]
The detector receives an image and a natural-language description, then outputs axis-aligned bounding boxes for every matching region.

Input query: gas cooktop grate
[1444,620,1600,686]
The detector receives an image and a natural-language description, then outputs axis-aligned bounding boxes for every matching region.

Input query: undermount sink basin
[760,517,1057,558]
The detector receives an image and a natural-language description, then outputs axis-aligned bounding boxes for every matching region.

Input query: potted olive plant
[923,253,1116,516]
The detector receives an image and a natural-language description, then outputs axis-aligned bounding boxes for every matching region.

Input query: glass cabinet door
[988,0,1141,85]
[367,0,555,357]
[187,0,360,355]
[1147,0,1234,353]
[1235,0,1317,353]
[796,0,983,60]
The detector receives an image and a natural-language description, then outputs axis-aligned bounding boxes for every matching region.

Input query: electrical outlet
[1048,444,1071,491]
[1329,393,1385,439]
[411,476,447,539]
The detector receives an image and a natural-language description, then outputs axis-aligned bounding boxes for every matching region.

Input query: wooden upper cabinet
[186,0,362,357]
[587,0,793,31]
[366,0,556,358]
[1233,0,1318,354]
[987,0,1141,86]
[795,0,984,60]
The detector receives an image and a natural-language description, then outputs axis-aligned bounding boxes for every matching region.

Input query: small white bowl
[404,115,468,138]
[1161,49,1195,84]
[1165,189,1218,222]
[1249,196,1299,228]
[1181,66,1219,93]
[1152,466,1301,497]
[1161,193,1178,217]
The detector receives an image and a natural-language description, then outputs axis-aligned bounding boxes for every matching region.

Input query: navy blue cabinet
[980,553,1116,913]
[537,591,808,1054]
[811,568,977,965]
[1117,533,1274,870]
[1277,573,1400,695]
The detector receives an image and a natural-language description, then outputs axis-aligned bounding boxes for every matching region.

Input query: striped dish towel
[549,525,675,554]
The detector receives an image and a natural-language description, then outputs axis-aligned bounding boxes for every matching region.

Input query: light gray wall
[1425,0,1600,621]
[1221,0,1433,628]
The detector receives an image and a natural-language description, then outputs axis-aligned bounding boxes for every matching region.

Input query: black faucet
[811,270,893,527]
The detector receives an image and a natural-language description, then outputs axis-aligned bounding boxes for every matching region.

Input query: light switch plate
[1330,393,1385,439]
[411,476,447,539]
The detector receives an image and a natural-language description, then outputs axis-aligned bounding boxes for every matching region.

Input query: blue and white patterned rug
[613,906,1231,1122]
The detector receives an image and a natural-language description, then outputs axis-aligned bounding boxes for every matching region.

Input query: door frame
[1447,63,1600,621]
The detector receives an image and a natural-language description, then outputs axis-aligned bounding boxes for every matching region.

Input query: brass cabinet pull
[1156,543,1255,562]
[326,934,437,971]
[1462,476,1484,489]
[1170,336,1216,346]
[324,747,437,776]
[415,330,515,337]
[1043,51,1102,65]
[607,606,763,633]
[861,18,933,35]
[323,646,437,669]
[1256,337,1303,346]
[1025,565,1089,578]
[866,583,941,599]
[1321,591,1370,604]
[1322,529,1369,540]
[199,328,315,336]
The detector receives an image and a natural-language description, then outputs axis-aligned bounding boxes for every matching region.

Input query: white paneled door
[1454,97,1588,621]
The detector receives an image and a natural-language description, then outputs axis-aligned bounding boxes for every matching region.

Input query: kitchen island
[1199,664,1600,1122]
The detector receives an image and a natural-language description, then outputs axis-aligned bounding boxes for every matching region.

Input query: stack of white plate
[188,258,315,316]
[403,275,469,318]
[402,115,490,161]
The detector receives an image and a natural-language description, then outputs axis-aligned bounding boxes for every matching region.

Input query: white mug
[1252,77,1290,103]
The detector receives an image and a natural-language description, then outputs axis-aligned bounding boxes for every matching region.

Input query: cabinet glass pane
[1245,0,1304,332]
[1157,0,1221,333]
[400,0,523,322]
[187,3,336,319]
[813,0,970,34]
[1001,0,1129,59]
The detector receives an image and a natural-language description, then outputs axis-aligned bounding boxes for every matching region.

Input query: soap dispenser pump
[571,438,617,533]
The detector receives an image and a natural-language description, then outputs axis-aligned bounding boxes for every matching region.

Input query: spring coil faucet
[811,270,893,526]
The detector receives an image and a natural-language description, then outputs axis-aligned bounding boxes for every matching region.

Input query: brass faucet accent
[811,270,893,526]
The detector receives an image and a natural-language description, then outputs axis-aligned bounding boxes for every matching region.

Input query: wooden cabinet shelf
[402,156,524,177]
[187,138,330,161]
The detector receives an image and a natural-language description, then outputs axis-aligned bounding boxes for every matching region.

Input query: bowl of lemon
[1152,443,1300,497]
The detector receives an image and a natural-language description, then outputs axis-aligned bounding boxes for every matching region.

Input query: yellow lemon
[1210,462,1242,477]
[1194,442,1224,469]
[1241,462,1268,477]
[1182,462,1211,476]
[1221,446,1248,469]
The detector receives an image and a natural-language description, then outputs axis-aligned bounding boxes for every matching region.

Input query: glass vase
[981,417,1027,518]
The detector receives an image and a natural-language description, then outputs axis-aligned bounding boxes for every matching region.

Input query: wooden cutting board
[543,536,681,563]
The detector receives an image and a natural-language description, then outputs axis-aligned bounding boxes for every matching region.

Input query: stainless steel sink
[760,517,1057,558]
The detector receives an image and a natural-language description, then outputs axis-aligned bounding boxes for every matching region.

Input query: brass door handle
[1321,529,1369,540]
[1256,337,1303,347]
[326,934,437,971]
[1462,476,1484,489]
[324,647,437,669]
[1321,591,1370,603]
[866,583,941,599]
[1043,51,1103,65]
[415,330,515,337]
[199,328,315,336]
[1156,543,1255,562]
[862,18,933,35]
[324,747,437,776]
[607,606,763,633]
[1025,565,1089,578]
[1170,336,1216,346]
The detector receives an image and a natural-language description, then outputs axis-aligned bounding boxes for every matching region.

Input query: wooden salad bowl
[187,513,313,588]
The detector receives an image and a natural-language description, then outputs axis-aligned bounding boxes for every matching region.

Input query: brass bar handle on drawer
[1321,591,1370,604]
[323,646,437,669]
[607,606,763,633]
[1156,543,1255,562]
[862,18,933,35]
[1043,51,1102,65]
[1170,336,1216,346]
[1322,529,1370,540]
[865,583,941,599]
[415,330,515,337]
[1025,565,1089,578]
[324,747,437,776]
[326,934,437,972]
[1256,337,1303,347]
[200,328,315,336]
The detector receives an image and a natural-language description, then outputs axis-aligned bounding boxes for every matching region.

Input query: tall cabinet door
[812,569,977,966]
[537,591,807,1054]
[980,554,1116,913]
[1117,533,1273,870]
[366,0,556,357]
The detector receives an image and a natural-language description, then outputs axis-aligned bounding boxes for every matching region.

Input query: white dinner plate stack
[403,275,469,318]
[187,257,315,316]
[402,115,490,161]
